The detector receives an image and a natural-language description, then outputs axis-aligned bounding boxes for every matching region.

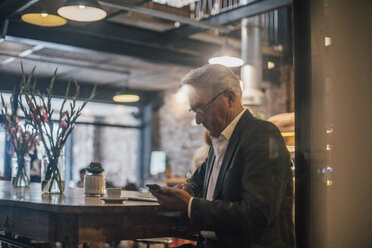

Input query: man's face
[188,86,230,137]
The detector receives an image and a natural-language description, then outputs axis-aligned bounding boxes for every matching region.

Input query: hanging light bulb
[58,0,107,22]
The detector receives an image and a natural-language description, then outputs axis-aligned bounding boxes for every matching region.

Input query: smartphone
[146,184,163,193]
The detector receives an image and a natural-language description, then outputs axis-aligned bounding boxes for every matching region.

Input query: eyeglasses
[189,89,227,116]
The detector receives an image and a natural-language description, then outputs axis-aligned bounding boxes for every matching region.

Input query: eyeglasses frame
[189,89,228,116]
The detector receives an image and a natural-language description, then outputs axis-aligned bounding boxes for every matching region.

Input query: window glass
[0,92,140,186]
[0,129,5,178]
[71,124,139,187]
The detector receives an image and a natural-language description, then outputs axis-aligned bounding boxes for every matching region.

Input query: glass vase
[41,151,65,194]
[11,153,31,188]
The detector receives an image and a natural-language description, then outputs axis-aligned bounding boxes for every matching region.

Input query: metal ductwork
[240,16,266,106]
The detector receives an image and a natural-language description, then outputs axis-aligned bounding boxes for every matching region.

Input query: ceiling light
[113,93,140,103]
[58,0,107,22]
[1,57,16,65]
[18,49,33,57]
[209,56,244,67]
[267,61,275,69]
[208,40,244,67]
[112,76,140,103]
[18,45,45,57]
[21,13,67,27]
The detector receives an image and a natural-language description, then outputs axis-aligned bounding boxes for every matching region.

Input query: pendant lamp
[113,92,140,103]
[113,77,140,103]
[21,12,67,27]
[208,39,244,67]
[58,0,107,22]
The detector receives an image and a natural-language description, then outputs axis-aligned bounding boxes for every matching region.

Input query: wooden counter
[0,181,195,246]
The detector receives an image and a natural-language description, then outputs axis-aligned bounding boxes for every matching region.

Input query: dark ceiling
[0,0,292,104]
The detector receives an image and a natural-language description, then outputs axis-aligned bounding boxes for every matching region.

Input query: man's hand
[174,183,195,196]
[149,187,192,212]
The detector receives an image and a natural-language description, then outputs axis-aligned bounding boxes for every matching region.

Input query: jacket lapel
[212,111,253,200]
[203,148,216,198]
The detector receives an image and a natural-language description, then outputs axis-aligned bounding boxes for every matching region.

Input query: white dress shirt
[188,109,245,240]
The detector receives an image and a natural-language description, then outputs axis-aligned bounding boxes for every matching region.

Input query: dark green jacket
[188,111,295,248]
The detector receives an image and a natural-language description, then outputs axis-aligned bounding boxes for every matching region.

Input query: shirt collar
[220,109,246,140]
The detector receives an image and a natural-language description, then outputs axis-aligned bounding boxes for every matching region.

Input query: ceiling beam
[0,72,157,106]
[0,0,39,18]
[6,20,216,67]
[0,51,131,75]
[99,0,230,32]
[9,0,39,16]
[82,21,220,55]
[165,0,292,37]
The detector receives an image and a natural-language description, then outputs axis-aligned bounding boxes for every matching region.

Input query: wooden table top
[0,181,163,214]
[0,181,196,244]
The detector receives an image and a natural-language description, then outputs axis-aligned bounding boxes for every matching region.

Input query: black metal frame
[293,0,327,247]
[293,0,312,246]
[0,233,41,248]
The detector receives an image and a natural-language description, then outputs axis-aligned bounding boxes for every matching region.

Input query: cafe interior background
[0,0,370,247]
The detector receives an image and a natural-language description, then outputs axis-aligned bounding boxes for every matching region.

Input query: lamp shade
[58,0,107,22]
[21,13,67,27]
[208,40,244,67]
[113,91,140,103]
[208,56,244,67]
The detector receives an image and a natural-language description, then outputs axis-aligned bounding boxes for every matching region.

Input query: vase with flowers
[18,68,96,193]
[0,92,39,188]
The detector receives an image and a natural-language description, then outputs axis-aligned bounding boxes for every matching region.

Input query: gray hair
[181,64,242,101]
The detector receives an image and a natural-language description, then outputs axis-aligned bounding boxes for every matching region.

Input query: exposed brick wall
[249,80,288,119]
[156,88,205,176]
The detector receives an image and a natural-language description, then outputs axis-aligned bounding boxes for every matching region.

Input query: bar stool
[134,237,173,248]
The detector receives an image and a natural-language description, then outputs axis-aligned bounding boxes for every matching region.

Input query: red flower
[60,120,67,129]
[24,132,30,142]
[42,113,48,122]
[10,127,16,136]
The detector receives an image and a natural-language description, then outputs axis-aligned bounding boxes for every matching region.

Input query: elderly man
[150,64,294,248]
